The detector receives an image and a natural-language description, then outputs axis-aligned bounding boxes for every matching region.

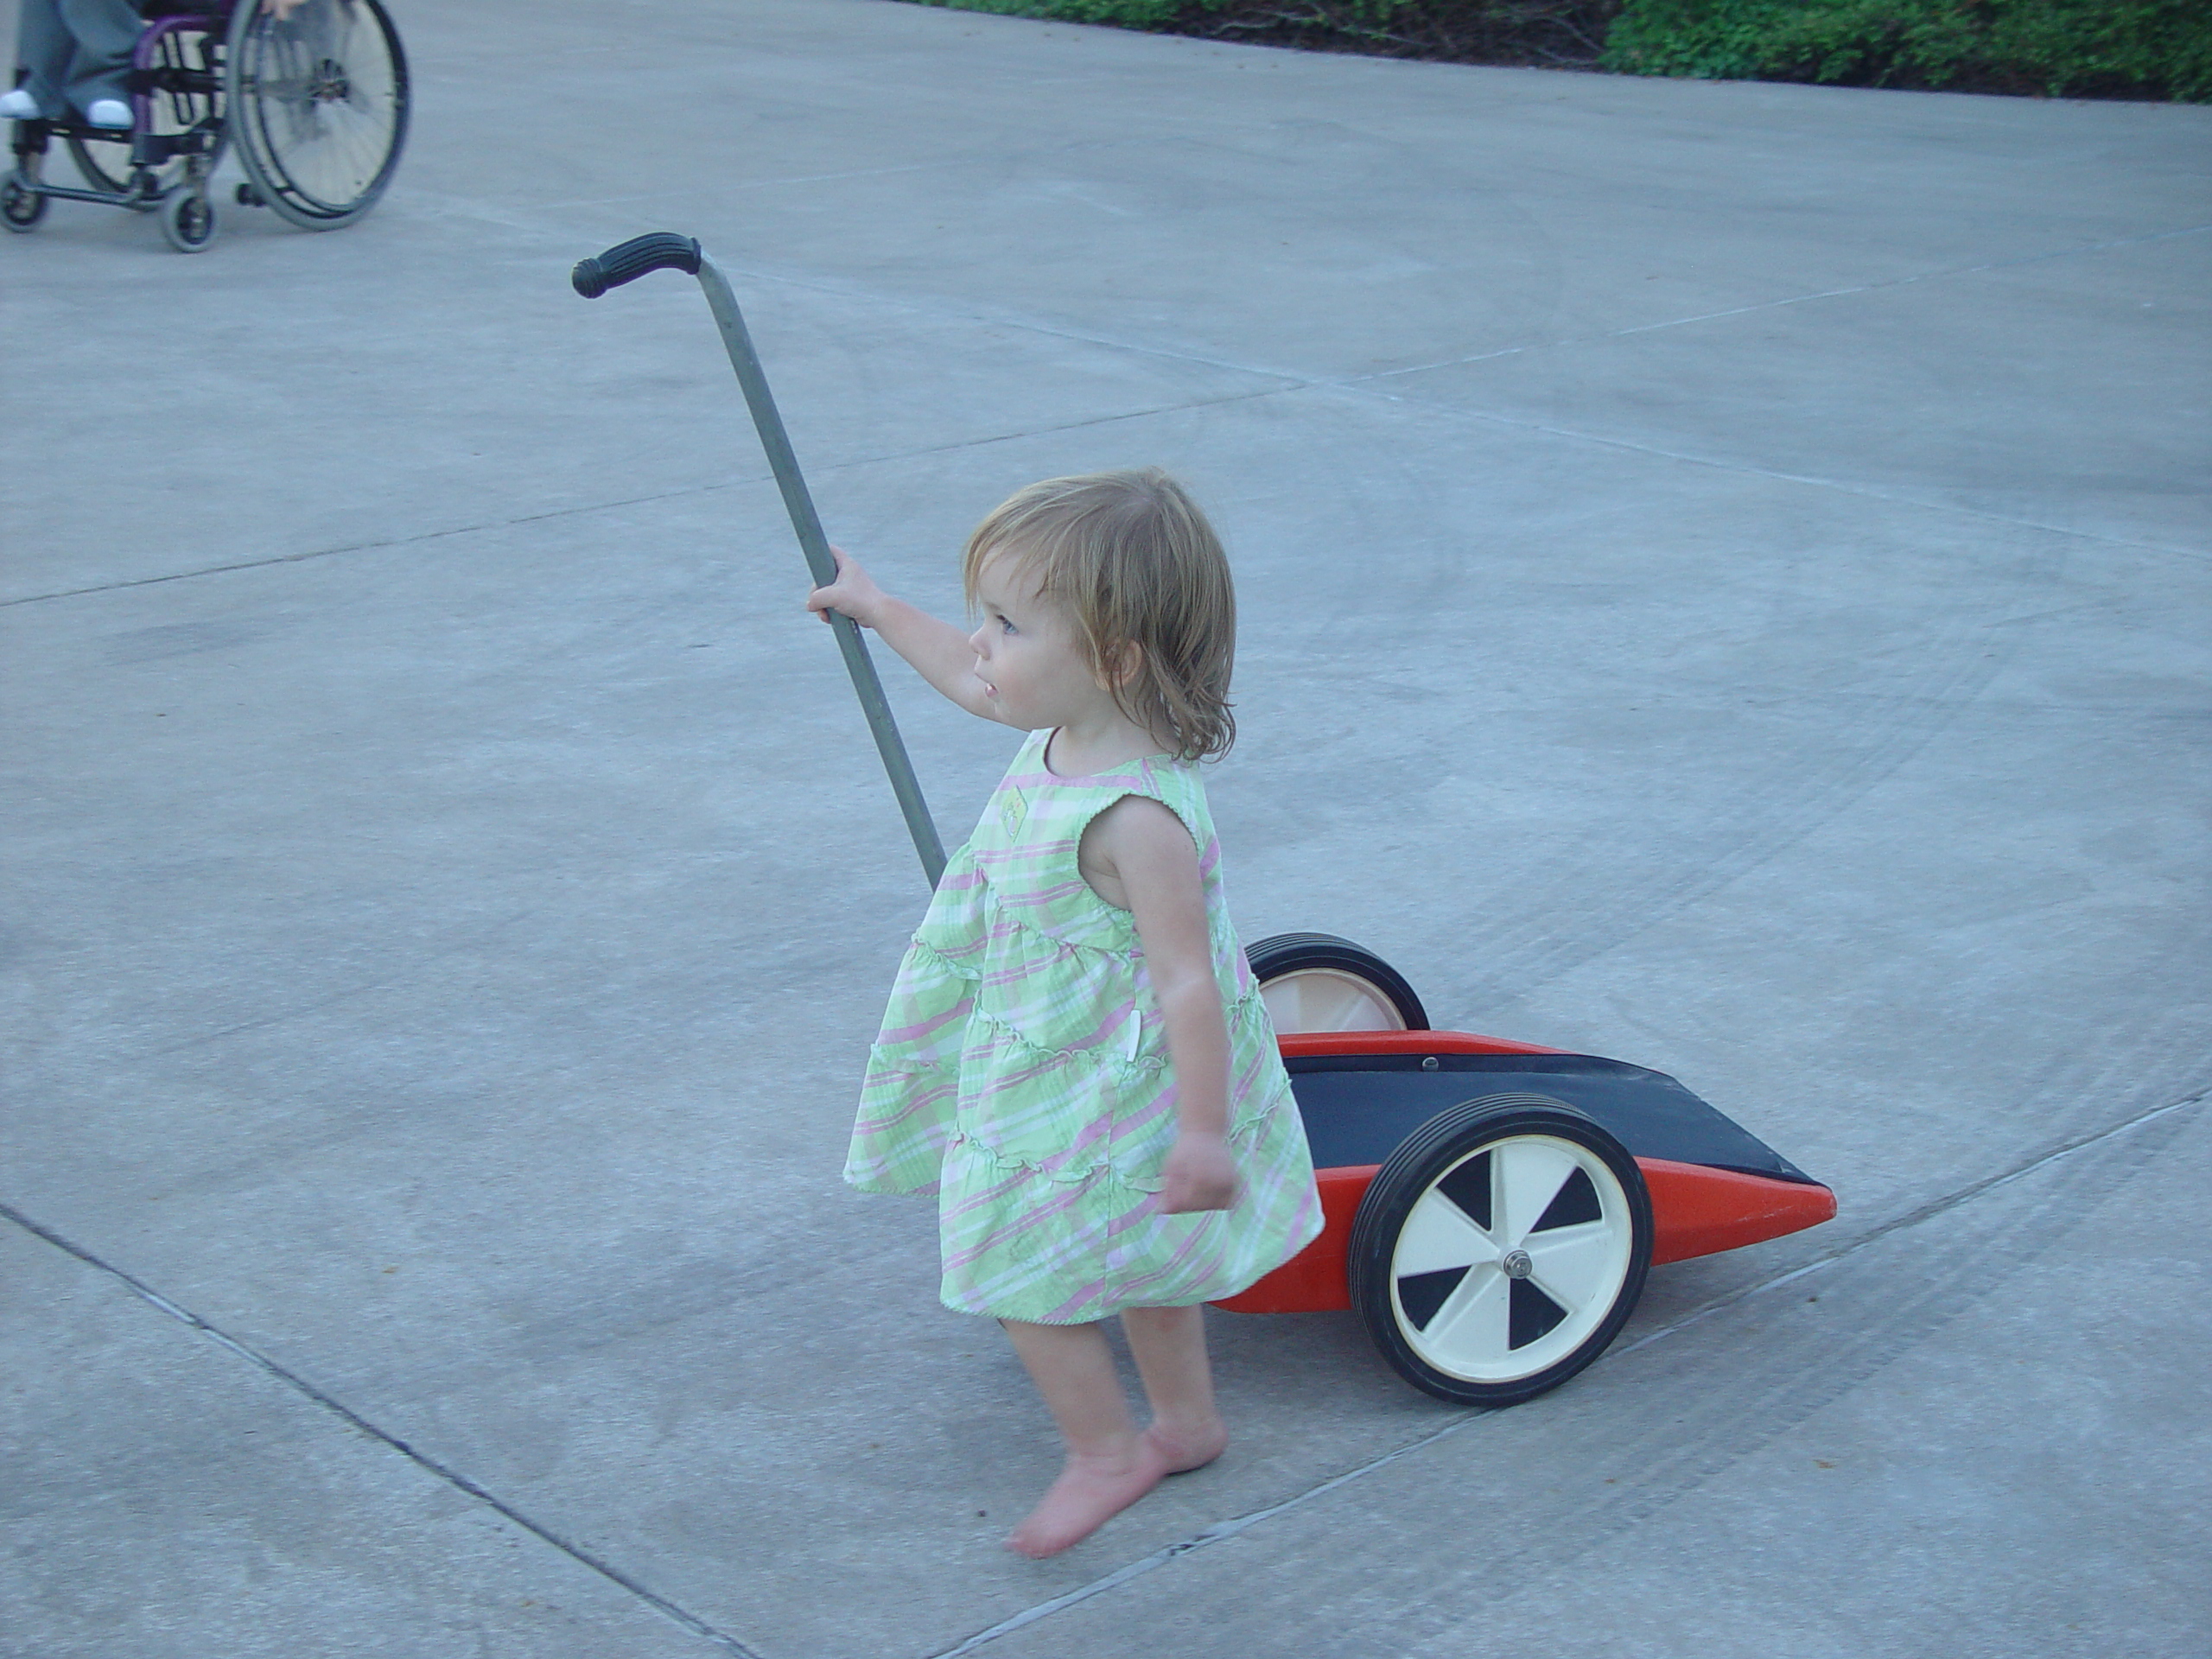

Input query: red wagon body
[1211,1027,1836,1389]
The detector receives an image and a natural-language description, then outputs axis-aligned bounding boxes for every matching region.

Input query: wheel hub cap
[1388,1133,1637,1382]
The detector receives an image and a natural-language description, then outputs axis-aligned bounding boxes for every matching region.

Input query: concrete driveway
[3,3,2207,1654]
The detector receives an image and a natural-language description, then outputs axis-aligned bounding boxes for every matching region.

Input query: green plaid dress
[845,729,1322,1324]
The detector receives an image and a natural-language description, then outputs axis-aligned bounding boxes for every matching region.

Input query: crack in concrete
[1440,612,2025,1020]
[1343,378,2212,568]
[3,1083,2200,1656]
[925,1079,2209,1658]
[1360,220,2212,381]
[1607,1080,2210,1364]
[0,1199,764,1659]
[0,387,1286,612]
[7,222,2201,613]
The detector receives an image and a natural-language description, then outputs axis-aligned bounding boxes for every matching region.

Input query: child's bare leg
[1121,1304,1228,1473]
[999,1319,1166,1558]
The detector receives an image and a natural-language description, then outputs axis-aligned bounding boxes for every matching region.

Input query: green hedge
[1601,0,2212,100]
[906,0,2212,99]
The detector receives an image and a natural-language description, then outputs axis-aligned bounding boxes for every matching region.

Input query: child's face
[968,550,1115,732]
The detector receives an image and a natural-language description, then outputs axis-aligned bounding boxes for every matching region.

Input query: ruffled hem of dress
[934,1172,1325,1324]
[938,1078,1294,1188]
[934,979,1269,1080]
[859,1052,958,1091]
[958,1003,1166,1086]
[843,1166,942,1197]
[922,857,1246,969]
[937,1250,1307,1324]
[894,934,982,986]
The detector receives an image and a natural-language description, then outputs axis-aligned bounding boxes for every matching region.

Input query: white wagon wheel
[1249,931,1427,1033]
[1350,1094,1652,1405]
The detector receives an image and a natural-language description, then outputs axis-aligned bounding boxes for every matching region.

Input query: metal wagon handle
[571,233,949,889]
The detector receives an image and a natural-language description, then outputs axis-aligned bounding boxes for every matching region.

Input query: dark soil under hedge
[909,0,2211,100]
[1137,0,1621,69]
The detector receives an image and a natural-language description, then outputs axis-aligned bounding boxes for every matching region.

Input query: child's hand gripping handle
[570,233,702,299]
[570,233,949,890]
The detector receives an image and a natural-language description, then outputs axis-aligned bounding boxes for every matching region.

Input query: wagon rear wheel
[1249,932,1427,1033]
[1350,1095,1651,1406]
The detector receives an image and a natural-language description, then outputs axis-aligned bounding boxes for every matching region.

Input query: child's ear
[1096,639,1143,690]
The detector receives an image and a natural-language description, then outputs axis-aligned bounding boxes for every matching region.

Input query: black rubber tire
[1,171,44,230]
[227,0,408,231]
[1350,1094,1652,1407]
[158,185,215,251]
[1247,931,1428,1032]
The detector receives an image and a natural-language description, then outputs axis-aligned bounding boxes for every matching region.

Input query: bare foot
[1007,1440,1166,1558]
[1144,1416,1227,1475]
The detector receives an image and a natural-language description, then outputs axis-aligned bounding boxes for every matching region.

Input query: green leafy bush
[1600,0,2212,100]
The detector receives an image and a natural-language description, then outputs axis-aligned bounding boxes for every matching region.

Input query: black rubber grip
[571,232,702,298]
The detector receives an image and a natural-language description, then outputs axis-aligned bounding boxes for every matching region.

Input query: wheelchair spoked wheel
[65,131,151,203]
[67,20,228,207]
[226,0,408,231]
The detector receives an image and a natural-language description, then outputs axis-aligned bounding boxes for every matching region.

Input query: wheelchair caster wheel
[159,186,216,252]
[2,171,44,232]
[235,181,264,207]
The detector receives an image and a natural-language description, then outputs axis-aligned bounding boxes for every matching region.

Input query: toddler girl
[807,468,1322,1558]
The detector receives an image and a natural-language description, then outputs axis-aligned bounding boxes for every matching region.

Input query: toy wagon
[1222,933,1836,1405]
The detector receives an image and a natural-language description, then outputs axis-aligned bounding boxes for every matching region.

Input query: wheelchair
[3,0,407,251]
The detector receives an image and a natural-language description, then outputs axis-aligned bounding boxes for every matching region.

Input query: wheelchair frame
[3,0,407,252]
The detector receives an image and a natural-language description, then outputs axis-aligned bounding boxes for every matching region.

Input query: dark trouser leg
[56,0,143,116]
[15,0,78,118]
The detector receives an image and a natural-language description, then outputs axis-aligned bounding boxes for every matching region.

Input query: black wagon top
[1285,1051,1816,1185]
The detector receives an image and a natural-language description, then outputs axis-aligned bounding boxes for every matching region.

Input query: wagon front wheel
[1350,1095,1651,1406]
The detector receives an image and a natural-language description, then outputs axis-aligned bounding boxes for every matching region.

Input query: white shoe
[0,89,40,120]
[84,98,131,128]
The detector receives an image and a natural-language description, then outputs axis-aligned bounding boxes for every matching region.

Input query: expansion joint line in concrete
[925,1078,2210,1659]
[0,1198,765,1659]
[681,228,2212,578]
[10,220,2203,613]
[1355,220,2212,385]
[0,385,1288,612]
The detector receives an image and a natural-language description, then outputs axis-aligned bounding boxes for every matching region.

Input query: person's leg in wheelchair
[3,0,143,127]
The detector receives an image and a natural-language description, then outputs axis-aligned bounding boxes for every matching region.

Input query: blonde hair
[963,469,1237,763]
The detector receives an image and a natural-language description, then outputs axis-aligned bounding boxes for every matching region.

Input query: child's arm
[1083,797,1240,1215]
[806,549,1007,723]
